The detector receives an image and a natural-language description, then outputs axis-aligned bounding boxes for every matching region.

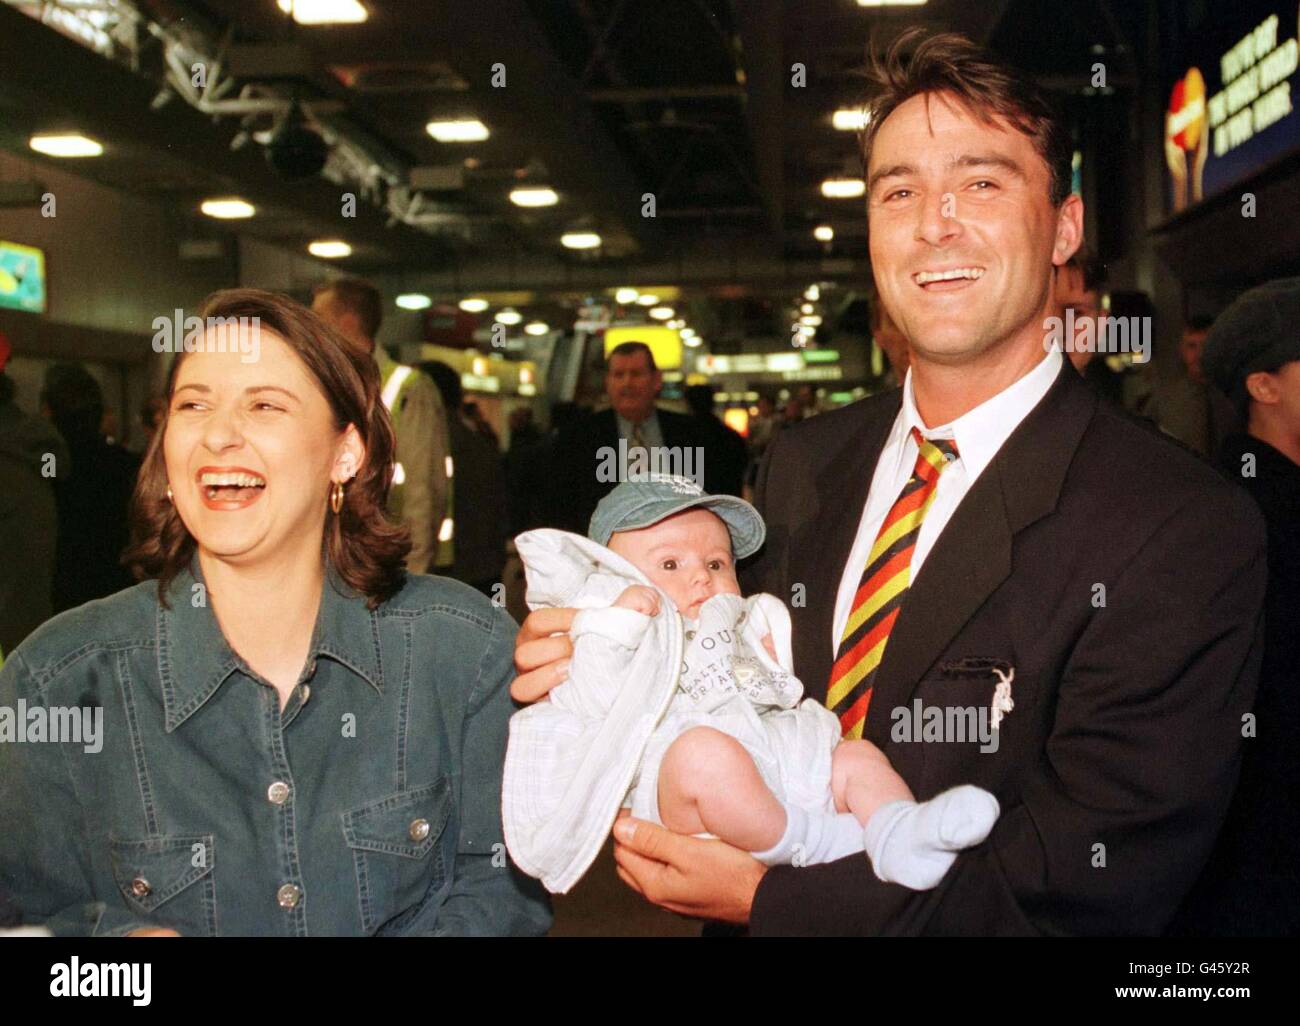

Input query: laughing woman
[0,289,550,936]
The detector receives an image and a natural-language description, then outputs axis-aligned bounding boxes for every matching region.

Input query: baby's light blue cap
[588,475,766,559]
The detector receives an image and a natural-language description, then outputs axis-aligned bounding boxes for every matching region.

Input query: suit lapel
[864,362,1098,744]
[793,394,900,704]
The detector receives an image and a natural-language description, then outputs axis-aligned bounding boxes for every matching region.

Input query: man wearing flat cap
[1173,276,1300,936]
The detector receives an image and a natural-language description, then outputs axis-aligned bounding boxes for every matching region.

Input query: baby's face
[608,508,741,619]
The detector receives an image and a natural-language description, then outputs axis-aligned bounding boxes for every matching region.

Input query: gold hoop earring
[165,484,173,504]
[330,480,345,514]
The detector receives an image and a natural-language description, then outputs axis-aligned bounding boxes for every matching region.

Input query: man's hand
[127,927,180,937]
[612,817,767,924]
[511,607,576,702]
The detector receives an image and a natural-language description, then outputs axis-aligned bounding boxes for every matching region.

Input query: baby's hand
[614,585,660,617]
[760,633,778,661]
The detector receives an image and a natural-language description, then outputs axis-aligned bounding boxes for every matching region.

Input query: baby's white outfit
[502,528,840,893]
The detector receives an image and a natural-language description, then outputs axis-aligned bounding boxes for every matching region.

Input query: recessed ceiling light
[814,225,834,241]
[396,293,432,310]
[29,133,102,158]
[832,108,869,131]
[495,308,522,325]
[680,328,696,338]
[277,0,369,23]
[800,314,823,327]
[615,287,639,304]
[683,336,703,348]
[821,178,865,199]
[801,303,814,315]
[561,231,601,249]
[458,297,489,313]
[308,239,351,259]
[804,285,820,301]
[635,294,659,306]
[426,119,489,143]
[524,321,549,336]
[200,197,255,219]
[856,0,927,6]
[649,306,674,320]
[667,319,685,329]
[509,186,558,208]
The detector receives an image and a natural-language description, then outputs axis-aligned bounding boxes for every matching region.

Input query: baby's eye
[708,560,726,571]
[660,559,677,571]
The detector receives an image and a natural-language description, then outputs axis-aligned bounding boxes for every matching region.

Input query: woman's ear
[333,424,366,483]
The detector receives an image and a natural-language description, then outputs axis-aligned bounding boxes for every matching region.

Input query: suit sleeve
[750,488,1267,936]
[738,427,785,597]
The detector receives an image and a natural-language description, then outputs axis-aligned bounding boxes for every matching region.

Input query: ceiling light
[649,306,674,320]
[832,108,869,131]
[495,308,522,325]
[308,239,351,259]
[426,119,489,143]
[683,336,703,348]
[458,297,489,313]
[667,319,685,329]
[814,225,834,241]
[199,197,255,219]
[277,0,369,23]
[561,231,601,249]
[396,293,432,311]
[857,0,926,6]
[509,186,559,208]
[801,303,814,315]
[800,314,823,327]
[635,294,659,306]
[524,321,549,336]
[29,133,102,158]
[680,328,696,338]
[821,178,865,199]
[615,287,639,304]
[804,284,820,301]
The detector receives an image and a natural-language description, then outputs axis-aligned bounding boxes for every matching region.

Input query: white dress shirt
[830,350,1062,650]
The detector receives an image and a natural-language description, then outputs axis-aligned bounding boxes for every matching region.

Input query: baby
[503,476,999,893]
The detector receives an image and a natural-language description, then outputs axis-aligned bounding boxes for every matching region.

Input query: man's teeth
[199,472,266,488]
[915,267,984,284]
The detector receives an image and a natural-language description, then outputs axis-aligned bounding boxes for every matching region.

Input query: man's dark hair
[419,360,463,411]
[1065,250,1107,293]
[859,29,1074,207]
[314,277,384,339]
[606,341,657,371]
[41,362,103,440]
[684,384,716,416]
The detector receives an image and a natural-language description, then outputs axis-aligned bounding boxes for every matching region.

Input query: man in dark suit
[514,31,1266,935]
[550,342,709,533]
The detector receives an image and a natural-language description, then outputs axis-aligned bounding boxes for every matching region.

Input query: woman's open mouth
[196,467,266,510]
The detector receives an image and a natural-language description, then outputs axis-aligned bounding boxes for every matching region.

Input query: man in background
[684,384,747,497]
[313,279,449,574]
[1054,251,1123,405]
[41,363,139,611]
[0,331,64,655]
[1174,277,1300,936]
[1141,315,1239,456]
[550,341,707,533]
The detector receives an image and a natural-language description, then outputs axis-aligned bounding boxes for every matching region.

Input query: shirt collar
[157,560,385,732]
[900,348,1062,483]
[617,409,660,435]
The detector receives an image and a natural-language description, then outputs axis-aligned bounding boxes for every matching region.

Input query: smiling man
[514,30,1268,936]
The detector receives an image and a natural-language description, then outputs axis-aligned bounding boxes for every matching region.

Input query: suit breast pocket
[109,834,217,936]
[342,777,452,935]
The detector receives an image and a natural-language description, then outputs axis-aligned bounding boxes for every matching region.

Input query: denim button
[130,877,151,898]
[300,684,311,704]
[408,818,430,842]
[267,781,290,805]
[277,883,301,909]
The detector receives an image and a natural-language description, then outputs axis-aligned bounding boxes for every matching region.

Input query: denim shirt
[0,564,550,936]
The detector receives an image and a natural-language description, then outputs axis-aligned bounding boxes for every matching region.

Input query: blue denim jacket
[0,565,550,936]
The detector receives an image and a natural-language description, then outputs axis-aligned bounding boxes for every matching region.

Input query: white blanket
[503,528,839,894]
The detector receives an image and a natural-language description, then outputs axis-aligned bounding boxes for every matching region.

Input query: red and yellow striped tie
[828,427,959,739]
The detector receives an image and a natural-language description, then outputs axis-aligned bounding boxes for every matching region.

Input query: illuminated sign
[0,240,46,313]
[604,325,683,370]
[1165,4,1300,213]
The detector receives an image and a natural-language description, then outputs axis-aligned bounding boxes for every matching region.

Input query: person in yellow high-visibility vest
[312,280,449,573]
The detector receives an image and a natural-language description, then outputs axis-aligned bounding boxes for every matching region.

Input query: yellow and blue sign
[0,240,46,313]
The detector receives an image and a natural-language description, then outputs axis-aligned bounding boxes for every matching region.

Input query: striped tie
[828,427,959,739]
